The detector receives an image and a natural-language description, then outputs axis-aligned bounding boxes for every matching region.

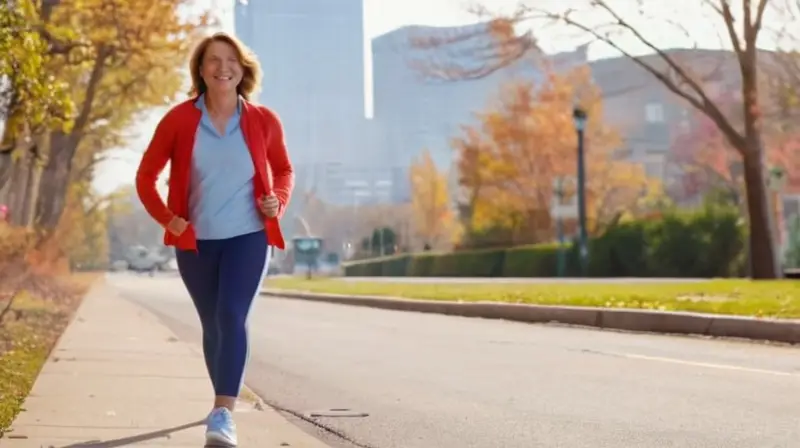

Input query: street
[108,273,800,448]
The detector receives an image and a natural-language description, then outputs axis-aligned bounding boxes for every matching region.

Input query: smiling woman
[135,31,295,447]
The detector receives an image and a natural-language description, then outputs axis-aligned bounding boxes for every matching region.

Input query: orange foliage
[453,66,656,245]
[409,149,456,249]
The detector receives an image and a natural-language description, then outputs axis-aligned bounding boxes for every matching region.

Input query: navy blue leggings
[175,230,270,397]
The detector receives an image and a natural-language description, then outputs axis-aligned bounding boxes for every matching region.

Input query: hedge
[342,206,746,278]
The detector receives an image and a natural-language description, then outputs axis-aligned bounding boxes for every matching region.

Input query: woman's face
[200,40,243,95]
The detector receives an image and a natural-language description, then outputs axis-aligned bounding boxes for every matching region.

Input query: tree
[409,149,456,249]
[452,66,655,247]
[670,89,744,203]
[671,86,800,207]
[58,183,110,270]
[0,0,72,133]
[418,1,793,278]
[0,0,72,199]
[29,0,210,230]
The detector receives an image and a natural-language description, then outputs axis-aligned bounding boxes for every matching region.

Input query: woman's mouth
[214,75,232,81]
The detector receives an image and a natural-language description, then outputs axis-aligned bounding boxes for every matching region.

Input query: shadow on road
[58,420,204,447]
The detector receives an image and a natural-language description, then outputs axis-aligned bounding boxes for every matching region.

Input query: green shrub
[340,206,746,279]
[430,248,506,277]
[407,253,437,276]
[502,243,570,277]
[785,215,800,269]
[586,222,649,277]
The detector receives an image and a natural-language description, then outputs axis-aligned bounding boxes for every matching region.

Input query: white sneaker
[205,407,237,446]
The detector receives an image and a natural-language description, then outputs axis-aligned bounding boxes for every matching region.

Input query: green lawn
[265,277,800,319]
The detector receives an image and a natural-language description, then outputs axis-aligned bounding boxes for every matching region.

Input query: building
[589,48,800,254]
[370,23,588,199]
[588,49,740,185]
[233,0,370,203]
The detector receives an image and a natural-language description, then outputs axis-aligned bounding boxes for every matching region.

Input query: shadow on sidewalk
[58,420,204,447]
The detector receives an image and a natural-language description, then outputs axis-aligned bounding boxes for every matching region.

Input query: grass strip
[266,277,800,319]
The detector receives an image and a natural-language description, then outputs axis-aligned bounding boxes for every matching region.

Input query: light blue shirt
[188,94,264,240]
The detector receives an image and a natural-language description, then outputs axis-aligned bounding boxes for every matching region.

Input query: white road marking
[619,352,800,377]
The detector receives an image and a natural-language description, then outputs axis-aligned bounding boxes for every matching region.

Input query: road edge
[261,289,800,344]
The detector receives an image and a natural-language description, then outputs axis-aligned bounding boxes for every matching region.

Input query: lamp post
[553,177,567,277]
[572,106,589,276]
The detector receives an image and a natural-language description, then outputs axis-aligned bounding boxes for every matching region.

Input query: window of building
[645,102,665,123]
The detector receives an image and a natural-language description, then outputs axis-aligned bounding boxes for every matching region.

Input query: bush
[785,215,800,269]
[342,206,746,279]
[0,223,36,265]
[502,243,568,277]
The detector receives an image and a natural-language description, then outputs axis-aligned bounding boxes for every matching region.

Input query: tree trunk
[8,151,30,226]
[21,155,42,228]
[35,131,77,230]
[0,126,15,202]
[741,138,779,279]
[0,151,13,204]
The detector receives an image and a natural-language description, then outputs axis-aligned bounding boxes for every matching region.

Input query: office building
[234,0,368,197]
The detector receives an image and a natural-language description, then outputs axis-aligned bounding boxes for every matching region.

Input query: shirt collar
[195,93,243,115]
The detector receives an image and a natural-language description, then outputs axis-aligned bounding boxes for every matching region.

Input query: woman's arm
[135,114,176,227]
[264,109,294,219]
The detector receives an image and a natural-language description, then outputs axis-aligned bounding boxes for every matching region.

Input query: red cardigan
[135,97,294,251]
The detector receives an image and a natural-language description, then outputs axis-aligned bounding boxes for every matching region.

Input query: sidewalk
[2,279,329,447]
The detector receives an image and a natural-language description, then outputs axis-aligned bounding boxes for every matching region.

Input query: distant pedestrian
[135,31,294,447]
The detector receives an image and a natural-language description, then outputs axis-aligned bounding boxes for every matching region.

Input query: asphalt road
[108,273,800,448]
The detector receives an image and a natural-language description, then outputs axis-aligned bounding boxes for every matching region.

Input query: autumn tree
[409,149,456,249]
[452,66,656,247]
[671,86,800,205]
[0,0,72,203]
[57,182,110,270]
[25,0,210,230]
[419,0,797,278]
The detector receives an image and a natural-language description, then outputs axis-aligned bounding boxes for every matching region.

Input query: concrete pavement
[112,273,800,448]
[2,279,329,448]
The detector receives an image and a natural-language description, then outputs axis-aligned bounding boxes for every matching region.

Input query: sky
[91,0,799,196]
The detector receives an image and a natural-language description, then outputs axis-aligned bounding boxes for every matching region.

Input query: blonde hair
[188,32,262,100]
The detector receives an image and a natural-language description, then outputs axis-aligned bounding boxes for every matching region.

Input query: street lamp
[572,106,589,276]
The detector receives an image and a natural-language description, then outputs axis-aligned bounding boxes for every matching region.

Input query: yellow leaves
[409,149,456,248]
[37,0,209,145]
[55,184,109,268]
[454,65,657,244]
[0,0,73,135]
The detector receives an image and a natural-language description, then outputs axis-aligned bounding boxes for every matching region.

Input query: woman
[135,31,294,447]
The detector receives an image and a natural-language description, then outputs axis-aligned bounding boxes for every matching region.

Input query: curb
[261,289,800,344]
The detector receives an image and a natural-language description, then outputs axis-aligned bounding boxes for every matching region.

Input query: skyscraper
[234,0,367,190]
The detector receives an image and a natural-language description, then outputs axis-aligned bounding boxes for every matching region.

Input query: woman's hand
[259,194,280,218]
[166,216,189,236]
